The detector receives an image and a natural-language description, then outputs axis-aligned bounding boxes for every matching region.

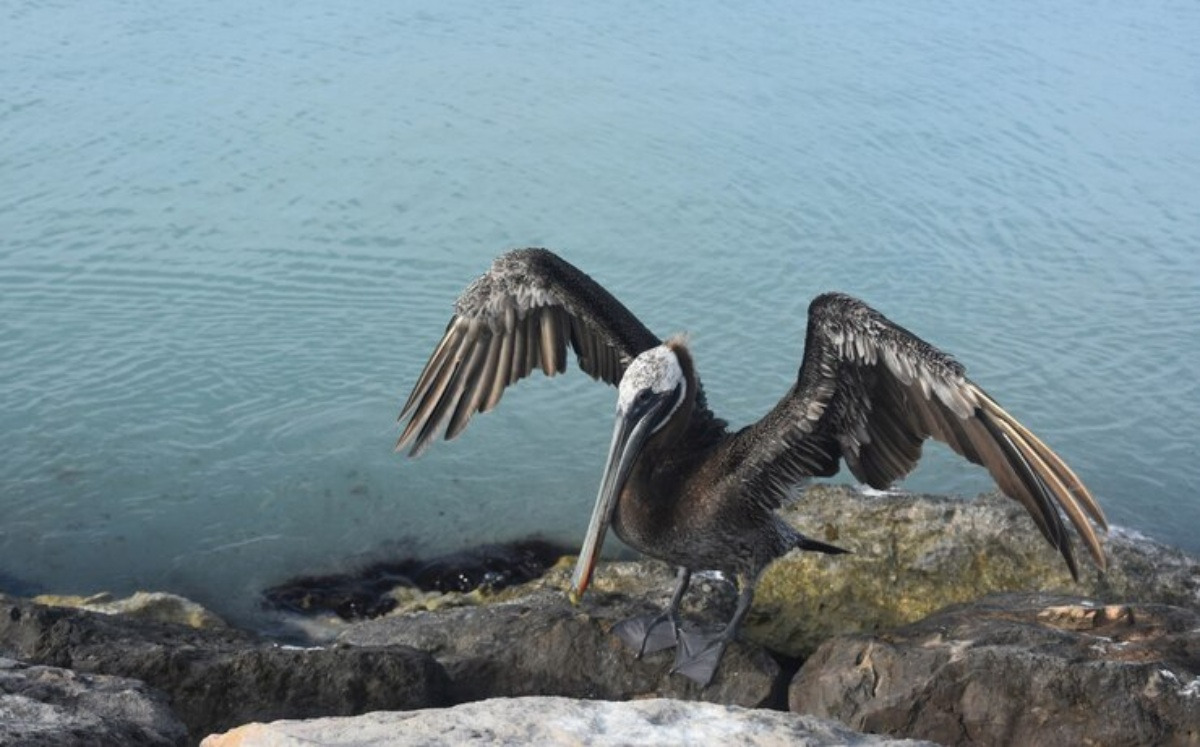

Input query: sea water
[2,0,1198,626]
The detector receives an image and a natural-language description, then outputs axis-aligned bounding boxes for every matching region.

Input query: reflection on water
[1,0,1198,626]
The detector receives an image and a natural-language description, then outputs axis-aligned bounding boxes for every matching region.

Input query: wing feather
[397,249,661,456]
[484,323,512,411]
[730,292,1107,578]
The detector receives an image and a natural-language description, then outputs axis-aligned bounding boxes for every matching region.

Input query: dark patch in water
[0,571,40,598]
[261,538,570,620]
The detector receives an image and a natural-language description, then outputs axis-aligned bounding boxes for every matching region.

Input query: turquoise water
[2,1,1198,626]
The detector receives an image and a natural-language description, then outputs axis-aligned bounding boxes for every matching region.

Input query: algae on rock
[749,484,1200,658]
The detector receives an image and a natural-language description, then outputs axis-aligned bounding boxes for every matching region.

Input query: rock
[201,696,937,746]
[0,595,450,742]
[1,656,187,746]
[33,590,228,629]
[752,484,1200,657]
[330,485,1200,706]
[338,578,784,708]
[789,592,1200,746]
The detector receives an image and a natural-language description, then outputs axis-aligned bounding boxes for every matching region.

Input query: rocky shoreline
[3,485,1198,745]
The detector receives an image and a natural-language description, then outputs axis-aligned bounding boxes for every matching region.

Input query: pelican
[396,248,1107,686]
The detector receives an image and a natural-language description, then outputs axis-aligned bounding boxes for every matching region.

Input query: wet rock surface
[0,594,449,743]
[789,592,1200,746]
[262,538,570,620]
[1,656,187,746]
[201,696,937,747]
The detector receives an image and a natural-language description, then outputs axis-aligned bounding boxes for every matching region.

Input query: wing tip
[976,399,1108,578]
[394,431,425,458]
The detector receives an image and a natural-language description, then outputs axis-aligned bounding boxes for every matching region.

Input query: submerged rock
[0,656,187,746]
[789,592,1200,746]
[0,595,450,742]
[262,539,570,620]
[752,484,1200,657]
[201,696,937,746]
[32,590,228,630]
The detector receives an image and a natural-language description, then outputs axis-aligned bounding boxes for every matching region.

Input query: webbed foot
[671,627,729,687]
[614,613,678,656]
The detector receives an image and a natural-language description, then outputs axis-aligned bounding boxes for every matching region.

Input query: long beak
[568,406,656,604]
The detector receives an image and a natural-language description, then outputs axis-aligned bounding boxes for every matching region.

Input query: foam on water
[2,0,1198,626]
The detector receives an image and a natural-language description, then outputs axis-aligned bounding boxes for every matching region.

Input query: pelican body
[397,249,1107,685]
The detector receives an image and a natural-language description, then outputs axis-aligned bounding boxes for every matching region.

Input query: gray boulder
[789,592,1200,746]
[0,595,450,742]
[1,656,187,746]
[201,696,937,746]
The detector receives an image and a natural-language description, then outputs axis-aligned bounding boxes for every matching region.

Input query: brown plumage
[397,248,1107,685]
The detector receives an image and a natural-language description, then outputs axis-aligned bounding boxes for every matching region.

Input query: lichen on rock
[31,591,227,630]
[749,484,1200,658]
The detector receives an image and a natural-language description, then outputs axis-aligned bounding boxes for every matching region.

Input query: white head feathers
[618,345,685,413]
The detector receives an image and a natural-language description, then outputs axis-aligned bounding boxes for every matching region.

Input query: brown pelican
[396,248,1107,685]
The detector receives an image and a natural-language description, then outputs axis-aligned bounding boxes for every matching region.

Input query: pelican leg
[614,567,692,657]
[672,572,755,687]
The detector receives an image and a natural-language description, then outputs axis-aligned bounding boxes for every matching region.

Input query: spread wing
[396,249,661,456]
[731,292,1107,578]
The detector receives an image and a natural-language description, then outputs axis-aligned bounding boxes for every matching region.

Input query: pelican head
[569,344,687,602]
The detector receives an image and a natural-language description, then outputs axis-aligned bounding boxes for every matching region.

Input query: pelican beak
[569,387,677,604]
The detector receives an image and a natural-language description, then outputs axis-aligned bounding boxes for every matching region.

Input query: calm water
[2,1,1198,627]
